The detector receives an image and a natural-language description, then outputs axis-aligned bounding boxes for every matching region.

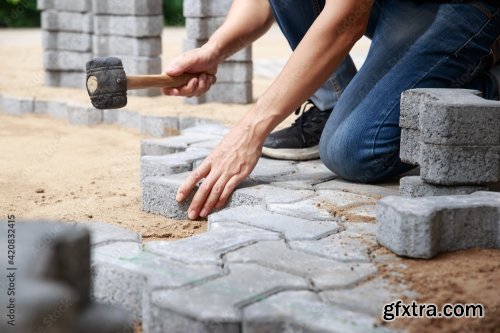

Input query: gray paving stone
[274,159,336,184]
[209,205,341,241]
[217,61,253,83]
[42,10,94,33]
[140,115,179,137]
[186,17,226,40]
[400,128,420,166]
[67,104,103,126]
[44,50,92,71]
[227,241,377,290]
[289,223,378,263]
[178,118,225,132]
[189,138,222,150]
[102,109,119,124]
[243,291,392,333]
[43,31,92,52]
[0,279,78,333]
[75,303,134,333]
[183,38,252,62]
[148,263,306,333]
[228,184,315,208]
[183,0,233,17]
[315,179,399,198]
[249,158,297,183]
[141,133,220,156]
[0,95,34,115]
[34,99,68,119]
[320,278,403,317]
[53,0,91,12]
[145,228,279,265]
[181,123,228,136]
[78,221,141,246]
[186,82,253,105]
[37,0,53,10]
[268,190,376,222]
[94,15,164,37]
[45,70,86,89]
[120,55,162,75]
[93,35,162,57]
[141,149,210,180]
[92,0,163,15]
[91,243,220,319]
[400,176,488,198]
[129,88,162,97]
[420,143,500,185]
[116,110,141,130]
[376,192,500,258]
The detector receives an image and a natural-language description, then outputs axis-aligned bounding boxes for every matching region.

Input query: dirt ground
[0,27,499,333]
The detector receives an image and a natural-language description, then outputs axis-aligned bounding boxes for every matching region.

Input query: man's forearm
[206,0,275,61]
[239,0,372,142]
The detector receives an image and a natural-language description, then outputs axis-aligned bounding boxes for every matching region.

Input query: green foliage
[0,0,185,28]
[0,0,40,28]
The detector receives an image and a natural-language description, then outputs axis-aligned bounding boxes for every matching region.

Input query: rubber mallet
[86,57,199,109]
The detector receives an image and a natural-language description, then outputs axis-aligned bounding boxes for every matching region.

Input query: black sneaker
[262,100,332,161]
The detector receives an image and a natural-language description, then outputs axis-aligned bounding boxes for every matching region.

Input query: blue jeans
[269,0,500,183]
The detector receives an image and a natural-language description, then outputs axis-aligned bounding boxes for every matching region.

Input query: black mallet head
[86,57,128,110]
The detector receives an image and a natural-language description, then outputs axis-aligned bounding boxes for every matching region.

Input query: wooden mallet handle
[127,73,199,90]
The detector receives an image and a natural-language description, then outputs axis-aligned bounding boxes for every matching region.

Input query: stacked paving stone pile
[37,0,163,96]
[183,0,253,104]
[0,221,133,333]
[377,88,500,259]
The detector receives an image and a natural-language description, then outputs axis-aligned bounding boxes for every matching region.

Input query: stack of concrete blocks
[37,0,164,96]
[38,0,94,89]
[399,89,499,198]
[183,0,253,104]
[92,0,164,97]
[0,221,133,333]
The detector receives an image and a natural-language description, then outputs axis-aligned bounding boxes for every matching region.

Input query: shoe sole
[261,146,320,161]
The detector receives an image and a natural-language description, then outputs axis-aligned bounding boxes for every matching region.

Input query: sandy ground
[1,27,499,333]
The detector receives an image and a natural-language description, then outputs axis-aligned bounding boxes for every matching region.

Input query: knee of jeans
[319,133,388,184]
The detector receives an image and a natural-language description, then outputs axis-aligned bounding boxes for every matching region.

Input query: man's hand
[176,124,263,219]
[163,44,220,97]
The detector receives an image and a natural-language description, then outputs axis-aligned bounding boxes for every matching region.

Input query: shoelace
[292,100,328,144]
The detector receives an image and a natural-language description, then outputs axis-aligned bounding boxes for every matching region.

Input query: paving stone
[92,243,220,319]
[75,303,134,333]
[178,118,225,132]
[34,99,68,119]
[243,291,392,333]
[42,10,94,33]
[189,138,222,150]
[129,88,162,97]
[93,35,162,57]
[186,17,226,40]
[148,263,306,333]
[183,38,252,62]
[53,0,91,12]
[92,0,163,15]
[376,192,500,258]
[320,278,403,317]
[44,50,92,71]
[217,61,253,83]
[268,190,376,222]
[315,178,399,198]
[227,241,377,290]
[420,143,500,185]
[186,82,253,104]
[0,279,78,333]
[209,205,341,241]
[78,221,141,246]
[43,31,92,52]
[120,55,162,75]
[249,158,297,183]
[102,109,119,124]
[94,15,164,37]
[116,110,141,130]
[145,228,279,265]
[273,159,336,185]
[141,149,210,180]
[181,123,229,136]
[67,104,103,126]
[37,0,54,10]
[141,133,220,156]
[289,223,378,263]
[400,176,488,198]
[183,0,233,17]
[400,128,420,166]
[140,115,179,137]
[228,184,315,208]
[45,70,86,89]
[0,95,34,115]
